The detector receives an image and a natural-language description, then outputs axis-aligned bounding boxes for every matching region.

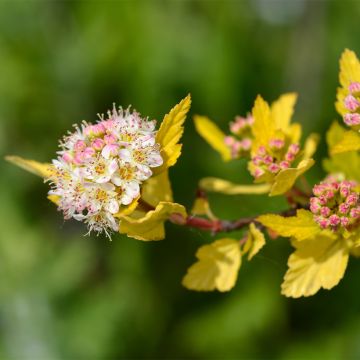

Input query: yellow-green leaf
[182,238,241,292]
[270,93,297,130]
[154,94,191,175]
[141,170,173,207]
[119,201,186,241]
[194,115,231,161]
[243,223,266,260]
[270,158,314,196]
[199,177,271,195]
[330,130,360,155]
[281,235,349,298]
[257,209,320,241]
[336,49,360,116]
[5,155,53,178]
[302,133,320,160]
[191,197,217,220]
[251,95,274,151]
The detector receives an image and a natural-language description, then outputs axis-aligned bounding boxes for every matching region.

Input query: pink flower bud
[349,81,360,94]
[346,193,358,206]
[350,207,360,218]
[258,146,266,156]
[252,156,263,166]
[285,152,295,162]
[317,216,330,229]
[268,163,280,173]
[269,138,285,149]
[344,113,360,126]
[313,184,325,196]
[310,203,321,214]
[83,147,95,159]
[340,185,351,198]
[344,95,360,111]
[62,152,73,163]
[224,136,235,146]
[339,203,350,214]
[329,214,340,226]
[92,123,105,135]
[104,134,117,144]
[92,138,105,150]
[263,155,273,165]
[253,167,265,179]
[240,138,252,151]
[340,217,350,227]
[320,207,331,217]
[74,140,87,151]
[289,143,300,155]
[280,161,290,169]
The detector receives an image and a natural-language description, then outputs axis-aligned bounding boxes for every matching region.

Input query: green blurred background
[1,1,360,359]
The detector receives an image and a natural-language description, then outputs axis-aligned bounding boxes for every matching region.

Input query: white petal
[108,159,118,174]
[118,149,132,162]
[111,172,123,186]
[106,199,120,214]
[101,145,112,159]
[96,175,111,183]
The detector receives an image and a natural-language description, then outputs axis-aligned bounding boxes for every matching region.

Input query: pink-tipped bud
[224,136,235,146]
[92,123,105,135]
[350,207,360,218]
[344,95,360,111]
[320,207,331,217]
[240,138,252,151]
[340,185,351,198]
[319,195,328,206]
[252,156,263,166]
[289,143,300,155]
[92,138,105,151]
[329,214,340,226]
[346,193,359,206]
[349,81,360,94]
[310,203,321,214]
[258,146,266,156]
[318,217,330,229]
[83,147,95,160]
[263,155,273,165]
[62,152,73,163]
[313,184,326,196]
[104,134,117,144]
[254,167,265,179]
[268,163,280,173]
[285,152,295,162]
[280,161,290,169]
[269,138,285,149]
[74,140,87,151]
[339,203,350,214]
[341,217,350,227]
[344,113,360,126]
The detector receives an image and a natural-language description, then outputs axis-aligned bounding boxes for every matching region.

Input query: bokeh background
[1,0,360,359]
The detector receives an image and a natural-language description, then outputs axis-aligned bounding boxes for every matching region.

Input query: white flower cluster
[49,106,163,237]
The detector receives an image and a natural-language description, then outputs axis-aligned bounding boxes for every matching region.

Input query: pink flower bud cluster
[49,106,163,237]
[343,82,360,127]
[224,114,253,159]
[310,179,360,231]
[250,140,300,179]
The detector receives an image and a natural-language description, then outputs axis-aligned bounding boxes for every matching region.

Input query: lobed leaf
[194,115,231,161]
[281,234,349,298]
[269,158,314,196]
[141,170,173,207]
[154,94,192,175]
[5,155,53,178]
[302,133,320,160]
[330,130,360,155]
[199,177,271,195]
[119,201,187,241]
[270,92,297,130]
[257,209,320,241]
[182,238,241,292]
[243,223,266,260]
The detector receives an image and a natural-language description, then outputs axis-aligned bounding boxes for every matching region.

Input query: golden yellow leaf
[243,223,266,260]
[141,170,173,207]
[191,197,217,220]
[154,95,191,175]
[281,235,349,298]
[302,133,320,160]
[114,197,140,218]
[251,95,274,151]
[199,177,271,195]
[119,201,186,241]
[193,115,231,161]
[336,49,360,116]
[47,194,60,205]
[5,155,53,178]
[330,130,360,155]
[270,93,297,130]
[182,238,241,292]
[270,158,314,196]
[257,209,320,241]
